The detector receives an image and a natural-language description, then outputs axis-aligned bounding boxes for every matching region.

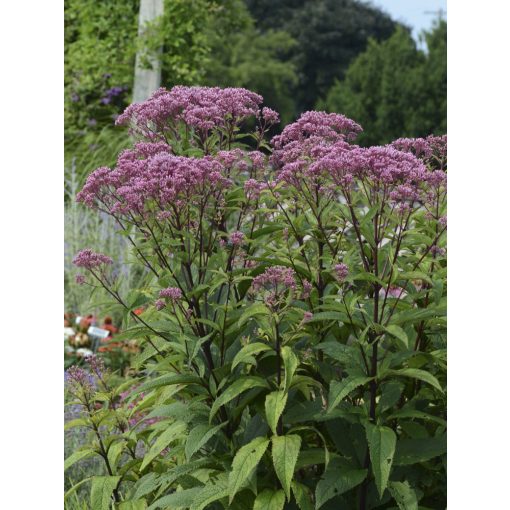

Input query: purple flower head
[334,263,349,282]
[301,279,313,299]
[431,246,446,257]
[116,86,264,138]
[262,107,280,125]
[272,111,362,151]
[85,354,106,380]
[71,93,80,103]
[75,274,86,285]
[439,215,447,228]
[65,366,95,395]
[154,299,166,311]
[252,266,296,291]
[159,287,182,302]
[87,118,97,127]
[303,311,313,323]
[229,231,245,246]
[73,249,113,270]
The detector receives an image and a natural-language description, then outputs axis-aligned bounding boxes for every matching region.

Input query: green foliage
[65,90,446,509]
[64,0,139,138]
[320,21,447,145]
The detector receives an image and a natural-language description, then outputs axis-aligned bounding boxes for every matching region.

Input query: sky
[370,0,447,44]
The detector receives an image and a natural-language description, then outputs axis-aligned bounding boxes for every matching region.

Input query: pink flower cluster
[72,249,113,270]
[77,143,232,215]
[159,287,183,302]
[334,263,349,282]
[390,135,447,168]
[229,231,245,246]
[116,86,263,138]
[252,266,297,293]
[272,111,362,150]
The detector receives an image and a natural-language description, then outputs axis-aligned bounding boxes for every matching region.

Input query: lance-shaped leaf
[90,476,121,510]
[327,376,372,412]
[148,487,202,510]
[385,368,443,392]
[140,421,187,470]
[388,481,419,510]
[272,434,302,500]
[185,422,226,461]
[118,500,147,510]
[64,449,95,471]
[291,481,314,510]
[231,342,272,370]
[281,346,298,391]
[265,391,288,435]
[189,475,229,510]
[253,489,285,510]
[210,376,268,422]
[365,424,397,498]
[315,468,367,509]
[228,436,270,503]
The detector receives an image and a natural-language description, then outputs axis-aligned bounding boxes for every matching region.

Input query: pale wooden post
[133,0,164,103]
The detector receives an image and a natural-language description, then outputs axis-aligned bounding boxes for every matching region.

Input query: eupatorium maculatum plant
[65,86,446,510]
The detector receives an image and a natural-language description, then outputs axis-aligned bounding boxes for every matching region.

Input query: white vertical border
[0,0,62,507]
[448,0,510,507]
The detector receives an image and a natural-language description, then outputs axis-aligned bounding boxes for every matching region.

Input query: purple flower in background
[252,266,297,293]
[71,93,80,102]
[154,299,166,311]
[65,366,95,395]
[334,263,349,282]
[229,231,245,246]
[301,280,313,299]
[85,354,106,381]
[102,73,112,79]
[73,249,113,270]
[262,107,280,125]
[87,118,97,127]
[159,287,182,302]
[303,311,313,323]
[75,274,86,285]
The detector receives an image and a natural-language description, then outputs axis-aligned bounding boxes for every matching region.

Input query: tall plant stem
[359,212,380,510]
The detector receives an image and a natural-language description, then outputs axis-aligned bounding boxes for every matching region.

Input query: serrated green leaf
[253,489,285,510]
[384,325,409,348]
[281,346,298,391]
[210,376,268,421]
[265,391,288,435]
[327,376,372,412]
[189,477,229,510]
[394,435,446,465]
[365,424,396,498]
[134,374,202,395]
[272,434,302,500]
[386,368,443,392]
[118,500,147,510]
[64,449,96,471]
[148,487,202,510]
[315,468,367,509]
[232,342,272,370]
[185,422,226,461]
[305,311,345,323]
[291,481,314,510]
[140,421,187,470]
[107,440,125,471]
[238,303,270,327]
[388,481,419,510]
[90,476,120,510]
[228,436,270,503]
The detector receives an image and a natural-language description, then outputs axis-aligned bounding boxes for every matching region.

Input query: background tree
[319,20,447,145]
[245,0,399,111]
